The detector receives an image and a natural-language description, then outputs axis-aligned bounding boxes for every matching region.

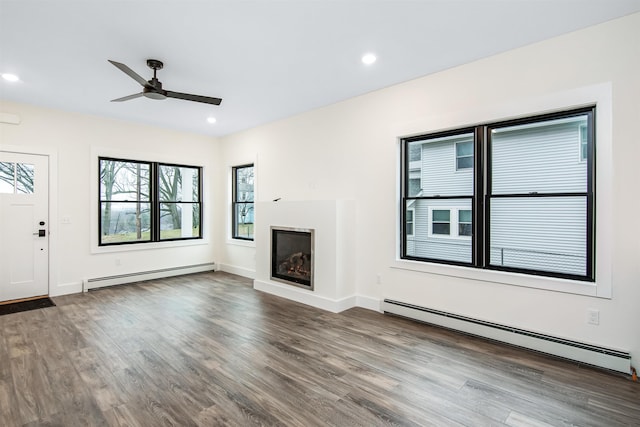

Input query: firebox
[271,226,314,290]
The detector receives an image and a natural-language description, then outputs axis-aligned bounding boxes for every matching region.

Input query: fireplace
[271,226,314,290]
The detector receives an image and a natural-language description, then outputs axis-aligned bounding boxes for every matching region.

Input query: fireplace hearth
[271,227,314,290]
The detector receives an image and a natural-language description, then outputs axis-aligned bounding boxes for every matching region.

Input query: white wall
[0,101,219,296]
[217,14,640,362]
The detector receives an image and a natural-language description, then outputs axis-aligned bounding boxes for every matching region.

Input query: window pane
[456,141,473,157]
[406,210,413,221]
[419,133,474,196]
[408,143,421,162]
[16,163,34,194]
[432,210,450,222]
[100,160,150,201]
[0,162,14,193]
[235,166,254,202]
[100,202,151,244]
[234,202,254,239]
[432,223,450,235]
[456,156,473,170]
[489,196,586,276]
[459,210,472,223]
[459,223,472,236]
[160,203,201,239]
[408,178,421,196]
[491,115,588,194]
[159,165,200,202]
[404,199,472,263]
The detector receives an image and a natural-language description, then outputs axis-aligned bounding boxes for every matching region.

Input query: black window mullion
[151,162,159,242]
[474,126,485,268]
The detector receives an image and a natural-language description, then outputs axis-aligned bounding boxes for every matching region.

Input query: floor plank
[0,271,638,426]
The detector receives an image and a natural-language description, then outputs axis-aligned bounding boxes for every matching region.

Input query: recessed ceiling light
[206,116,217,124]
[361,53,377,65]
[2,73,20,82]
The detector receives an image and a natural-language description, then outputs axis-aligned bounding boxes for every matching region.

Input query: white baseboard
[83,263,216,291]
[356,295,382,312]
[253,279,380,314]
[218,264,256,279]
[254,279,348,313]
[382,299,631,374]
[50,281,83,297]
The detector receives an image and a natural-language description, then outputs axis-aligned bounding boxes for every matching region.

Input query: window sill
[391,258,602,298]
[226,238,256,248]
[92,238,207,254]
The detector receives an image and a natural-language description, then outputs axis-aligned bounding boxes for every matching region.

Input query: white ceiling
[1,1,639,137]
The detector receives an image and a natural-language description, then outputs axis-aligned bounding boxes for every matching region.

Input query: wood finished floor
[1,272,638,426]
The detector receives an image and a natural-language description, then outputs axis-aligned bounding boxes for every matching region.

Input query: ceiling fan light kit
[109,59,222,106]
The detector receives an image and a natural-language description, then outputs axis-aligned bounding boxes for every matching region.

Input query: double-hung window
[232,164,254,240]
[401,107,595,281]
[99,158,202,245]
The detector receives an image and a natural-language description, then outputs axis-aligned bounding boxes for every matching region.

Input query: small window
[455,141,473,170]
[406,208,415,236]
[409,143,422,162]
[232,164,255,240]
[579,124,588,161]
[459,210,472,236]
[432,209,451,235]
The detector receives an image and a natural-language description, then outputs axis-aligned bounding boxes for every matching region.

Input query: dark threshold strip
[0,298,56,316]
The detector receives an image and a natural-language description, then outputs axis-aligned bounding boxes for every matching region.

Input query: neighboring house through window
[99,157,202,246]
[232,164,254,240]
[402,107,595,282]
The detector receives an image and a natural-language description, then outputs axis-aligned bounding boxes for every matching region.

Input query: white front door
[0,152,49,302]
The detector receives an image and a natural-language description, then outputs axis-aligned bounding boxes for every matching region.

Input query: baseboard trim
[50,281,83,297]
[382,299,631,374]
[218,264,256,279]
[83,263,216,292]
[356,295,382,312]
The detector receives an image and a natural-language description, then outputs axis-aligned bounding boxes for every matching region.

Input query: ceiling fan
[108,59,222,105]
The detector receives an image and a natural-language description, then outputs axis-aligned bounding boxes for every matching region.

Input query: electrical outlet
[587,309,600,325]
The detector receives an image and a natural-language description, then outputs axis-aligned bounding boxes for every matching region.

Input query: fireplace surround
[254,200,357,313]
[271,227,314,290]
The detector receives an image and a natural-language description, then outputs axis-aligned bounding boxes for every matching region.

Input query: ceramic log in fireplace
[271,227,314,290]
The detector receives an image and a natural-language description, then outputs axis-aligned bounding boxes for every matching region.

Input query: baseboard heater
[382,299,631,374]
[83,263,215,292]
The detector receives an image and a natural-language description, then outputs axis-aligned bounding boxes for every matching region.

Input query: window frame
[98,157,203,246]
[400,106,595,282]
[231,163,255,241]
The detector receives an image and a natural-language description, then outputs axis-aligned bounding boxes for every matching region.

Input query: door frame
[0,144,58,297]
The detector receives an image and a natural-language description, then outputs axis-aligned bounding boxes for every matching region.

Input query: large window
[401,107,595,281]
[232,164,254,240]
[99,158,202,246]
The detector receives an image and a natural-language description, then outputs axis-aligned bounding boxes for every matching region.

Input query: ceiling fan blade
[108,60,149,87]
[165,90,222,105]
[111,92,144,102]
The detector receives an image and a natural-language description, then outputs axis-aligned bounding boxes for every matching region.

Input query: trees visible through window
[99,158,202,245]
[402,107,595,281]
[232,164,254,240]
[0,162,34,194]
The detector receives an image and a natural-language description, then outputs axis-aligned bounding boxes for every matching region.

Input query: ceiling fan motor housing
[146,59,164,70]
